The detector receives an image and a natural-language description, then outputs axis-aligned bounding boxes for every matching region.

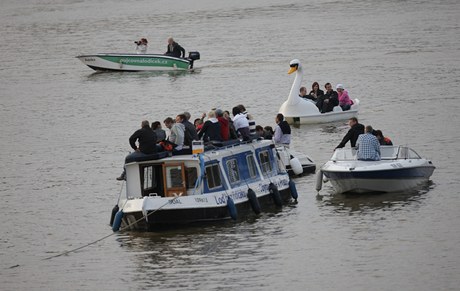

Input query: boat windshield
[331,146,422,161]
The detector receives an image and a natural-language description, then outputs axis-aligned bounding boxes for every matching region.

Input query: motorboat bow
[317,146,435,194]
[276,146,316,176]
[279,59,360,124]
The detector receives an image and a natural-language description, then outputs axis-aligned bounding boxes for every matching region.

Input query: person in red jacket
[216,109,230,141]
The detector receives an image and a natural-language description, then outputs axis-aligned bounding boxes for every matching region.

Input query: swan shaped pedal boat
[76,51,200,72]
[279,59,360,124]
[316,146,435,194]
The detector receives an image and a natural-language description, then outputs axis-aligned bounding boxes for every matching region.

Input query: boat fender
[289,179,299,201]
[289,156,303,175]
[315,170,323,192]
[269,182,283,207]
[112,210,124,232]
[247,188,261,214]
[226,197,238,220]
[110,204,119,226]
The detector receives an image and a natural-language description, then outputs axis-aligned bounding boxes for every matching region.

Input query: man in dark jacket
[317,82,339,113]
[165,37,185,58]
[117,120,157,180]
[335,117,364,149]
[179,113,198,147]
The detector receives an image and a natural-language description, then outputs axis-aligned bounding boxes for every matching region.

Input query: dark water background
[1,0,459,290]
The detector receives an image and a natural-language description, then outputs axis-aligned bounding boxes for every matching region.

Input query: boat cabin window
[226,158,240,185]
[163,163,187,197]
[259,150,273,174]
[206,164,222,189]
[165,166,183,188]
[140,164,163,197]
[246,154,258,179]
[185,167,198,189]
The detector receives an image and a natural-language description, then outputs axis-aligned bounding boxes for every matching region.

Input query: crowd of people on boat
[116,105,292,180]
[299,82,354,113]
[335,117,393,161]
[134,36,186,58]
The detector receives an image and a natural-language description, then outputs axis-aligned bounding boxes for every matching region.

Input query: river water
[1,0,459,290]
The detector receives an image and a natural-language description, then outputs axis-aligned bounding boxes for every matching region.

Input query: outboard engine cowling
[188,51,200,60]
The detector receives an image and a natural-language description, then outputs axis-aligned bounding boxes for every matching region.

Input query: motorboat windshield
[331,146,422,161]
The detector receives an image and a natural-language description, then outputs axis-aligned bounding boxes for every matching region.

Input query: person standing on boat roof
[336,84,353,111]
[316,82,339,113]
[134,38,148,54]
[273,113,291,147]
[356,125,381,161]
[164,117,185,151]
[164,37,185,58]
[117,120,157,180]
[335,117,365,149]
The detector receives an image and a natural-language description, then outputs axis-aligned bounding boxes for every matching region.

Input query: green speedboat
[76,52,200,72]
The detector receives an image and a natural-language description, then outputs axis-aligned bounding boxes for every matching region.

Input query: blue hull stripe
[323,167,434,180]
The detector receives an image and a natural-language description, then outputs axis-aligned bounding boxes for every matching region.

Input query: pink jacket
[338,90,353,106]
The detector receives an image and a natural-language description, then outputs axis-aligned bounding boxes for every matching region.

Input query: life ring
[269,182,283,207]
[227,197,238,220]
[247,188,261,214]
[112,210,124,232]
[289,179,298,201]
[110,204,119,226]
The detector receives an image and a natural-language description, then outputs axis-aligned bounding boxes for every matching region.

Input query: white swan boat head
[279,59,360,124]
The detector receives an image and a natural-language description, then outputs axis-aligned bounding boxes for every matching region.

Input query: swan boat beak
[288,65,298,74]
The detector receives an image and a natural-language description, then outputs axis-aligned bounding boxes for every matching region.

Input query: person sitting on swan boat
[164,37,185,58]
[316,82,339,113]
[308,81,324,103]
[273,113,291,147]
[356,125,381,161]
[336,84,353,111]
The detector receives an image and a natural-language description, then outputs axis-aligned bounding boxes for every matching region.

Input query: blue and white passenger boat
[111,139,299,231]
[316,146,435,194]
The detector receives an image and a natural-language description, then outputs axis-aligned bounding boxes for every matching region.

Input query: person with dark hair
[178,112,197,147]
[134,38,148,54]
[299,86,308,98]
[198,110,222,142]
[356,125,381,161]
[335,117,365,149]
[164,37,185,58]
[237,104,256,136]
[273,113,291,146]
[309,81,324,102]
[232,106,251,141]
[117,120,157,180]
[215,109,230,141]
[374,130,393,145]
[151,121,166,142]
[317,82,339,113]
[225,110,238,140]
[263,126,274,140]
[164,116,185,150]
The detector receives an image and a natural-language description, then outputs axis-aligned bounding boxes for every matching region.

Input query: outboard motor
[188,51,200,69]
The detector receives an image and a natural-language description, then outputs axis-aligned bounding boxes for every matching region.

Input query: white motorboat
[317,146,435,194]
[276,146,316,176]
[76,52,200,72]
[110,139,299,231]
[279,59,360,125]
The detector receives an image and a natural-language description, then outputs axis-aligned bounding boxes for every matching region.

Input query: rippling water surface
[1,0,459,290]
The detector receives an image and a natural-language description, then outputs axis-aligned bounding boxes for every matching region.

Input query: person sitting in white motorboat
[164,37,185,58]
[374,129,393,145]
[356,125,381,161]
[335,117,365,149]
[134,38,148,54]
[337,84,353,111]
[117,120,158,180]
[163,117,185,151]
[316,82,339,113]
[232,106,251,141]
[273,113,291,147]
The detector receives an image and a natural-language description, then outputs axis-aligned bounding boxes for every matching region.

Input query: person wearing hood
[198,110,222,142]
[335,117,365,149]
[336,84,353,111]
[164,116,185,151]
[273,113,291,147]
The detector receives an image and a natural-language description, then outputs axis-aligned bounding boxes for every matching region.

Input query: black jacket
[336,123,365,148]
[198,120,222,142]
[317,90,339,113]
[182,120,198,146]
[165,42,185,58]
[129,126,157,154]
